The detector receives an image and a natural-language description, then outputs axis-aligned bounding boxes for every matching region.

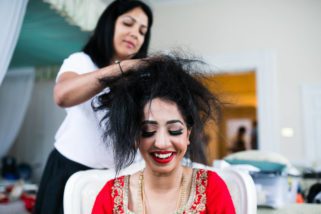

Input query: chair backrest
[209,167,257,214]
[64,162,257,214]
[63,161,145,214]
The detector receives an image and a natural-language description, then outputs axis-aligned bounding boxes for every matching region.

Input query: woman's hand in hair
[54,59,144,108]
[111,58,144,76]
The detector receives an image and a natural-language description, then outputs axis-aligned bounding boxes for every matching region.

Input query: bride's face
[138,98,191,175]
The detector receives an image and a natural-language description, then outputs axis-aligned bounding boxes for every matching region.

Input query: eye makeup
[140,121,185,138]
[141,123,156,138]
[168,129,183,136]
[141,130,156,138]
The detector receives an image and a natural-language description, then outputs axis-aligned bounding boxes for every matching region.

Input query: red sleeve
[206,171,236,214]
[91,179,114,214]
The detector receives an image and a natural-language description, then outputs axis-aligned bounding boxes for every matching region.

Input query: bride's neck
[143,166,185,190]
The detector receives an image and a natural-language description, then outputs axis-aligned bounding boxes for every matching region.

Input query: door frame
[204,50,279,153]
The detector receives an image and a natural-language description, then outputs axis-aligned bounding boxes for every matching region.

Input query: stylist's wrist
[121,59,141,72]
[114,60,124,75]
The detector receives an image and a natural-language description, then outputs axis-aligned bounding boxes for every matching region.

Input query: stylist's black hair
[83,0,153,68]
[94,52,222,174]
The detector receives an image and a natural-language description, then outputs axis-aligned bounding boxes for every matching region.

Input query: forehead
[118,7,148,26]
[143,98,184,122]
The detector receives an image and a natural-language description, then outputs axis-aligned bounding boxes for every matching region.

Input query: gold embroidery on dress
[112,177,126,214]
[122,176,135,214]
[184,169,208,214]
[182,168,197,212]
[112,169,208,214]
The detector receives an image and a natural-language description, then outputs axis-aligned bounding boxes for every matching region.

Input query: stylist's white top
[54,52,114,168]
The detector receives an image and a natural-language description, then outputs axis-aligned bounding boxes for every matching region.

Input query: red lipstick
[151,151,176,164]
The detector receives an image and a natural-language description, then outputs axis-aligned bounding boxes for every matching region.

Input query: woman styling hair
[33,1,153,213]
[92,53,236,213]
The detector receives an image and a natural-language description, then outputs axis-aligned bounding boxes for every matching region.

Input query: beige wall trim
[204,50,279,153]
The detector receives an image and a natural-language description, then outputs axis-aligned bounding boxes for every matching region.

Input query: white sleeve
[56,52,96,82]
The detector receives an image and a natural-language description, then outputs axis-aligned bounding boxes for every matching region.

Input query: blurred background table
[0,200,29,214]
[258,204,321,214]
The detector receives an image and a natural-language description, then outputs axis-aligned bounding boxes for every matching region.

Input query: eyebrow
[141,120,184,125]
[123,15,148,29]
[166,120,184,125]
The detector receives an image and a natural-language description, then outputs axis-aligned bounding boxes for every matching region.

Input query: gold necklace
[137,169,186,214]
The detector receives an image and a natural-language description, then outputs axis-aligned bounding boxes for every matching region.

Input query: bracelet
[114,60,124,75]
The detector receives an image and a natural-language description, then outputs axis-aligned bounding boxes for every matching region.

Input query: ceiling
[9,0,90,68]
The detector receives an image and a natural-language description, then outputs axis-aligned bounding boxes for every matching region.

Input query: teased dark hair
[83,0,153,68]
[94,53,222,173]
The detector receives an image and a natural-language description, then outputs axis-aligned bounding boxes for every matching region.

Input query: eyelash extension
[169,129,183,136]
[141,129,183,138]
[141,131,156,138]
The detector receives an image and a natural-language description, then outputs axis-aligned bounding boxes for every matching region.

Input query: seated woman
[92,54,235,213]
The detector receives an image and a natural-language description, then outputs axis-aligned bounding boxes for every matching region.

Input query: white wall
[150,0,321,164]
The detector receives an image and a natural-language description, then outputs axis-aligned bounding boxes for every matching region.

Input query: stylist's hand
[115,58,145,75]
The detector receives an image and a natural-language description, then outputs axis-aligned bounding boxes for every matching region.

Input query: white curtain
[0,0,28,86]
[43,0,110,31]
[0,68,35,159]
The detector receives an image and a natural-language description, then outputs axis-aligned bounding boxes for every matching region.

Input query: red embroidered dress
[92,169,235,214]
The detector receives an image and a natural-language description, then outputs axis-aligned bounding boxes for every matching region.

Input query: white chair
[63,161,145,214]
[64,161,257,214]
[207,167,257,214]
[218,168,257,214]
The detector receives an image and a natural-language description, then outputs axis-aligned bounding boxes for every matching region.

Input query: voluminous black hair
[94,53,222,173]
[83,0,153,68]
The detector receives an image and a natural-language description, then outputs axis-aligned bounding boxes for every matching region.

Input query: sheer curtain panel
[0,68,35,159]
[43,0,109,31]
[0,0,28,85]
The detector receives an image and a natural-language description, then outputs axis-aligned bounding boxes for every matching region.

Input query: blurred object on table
[224,150,302,208]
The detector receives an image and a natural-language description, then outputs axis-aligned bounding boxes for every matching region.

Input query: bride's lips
[150,151,176,164]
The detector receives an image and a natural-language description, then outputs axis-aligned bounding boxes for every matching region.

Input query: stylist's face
[113,7,148,60]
